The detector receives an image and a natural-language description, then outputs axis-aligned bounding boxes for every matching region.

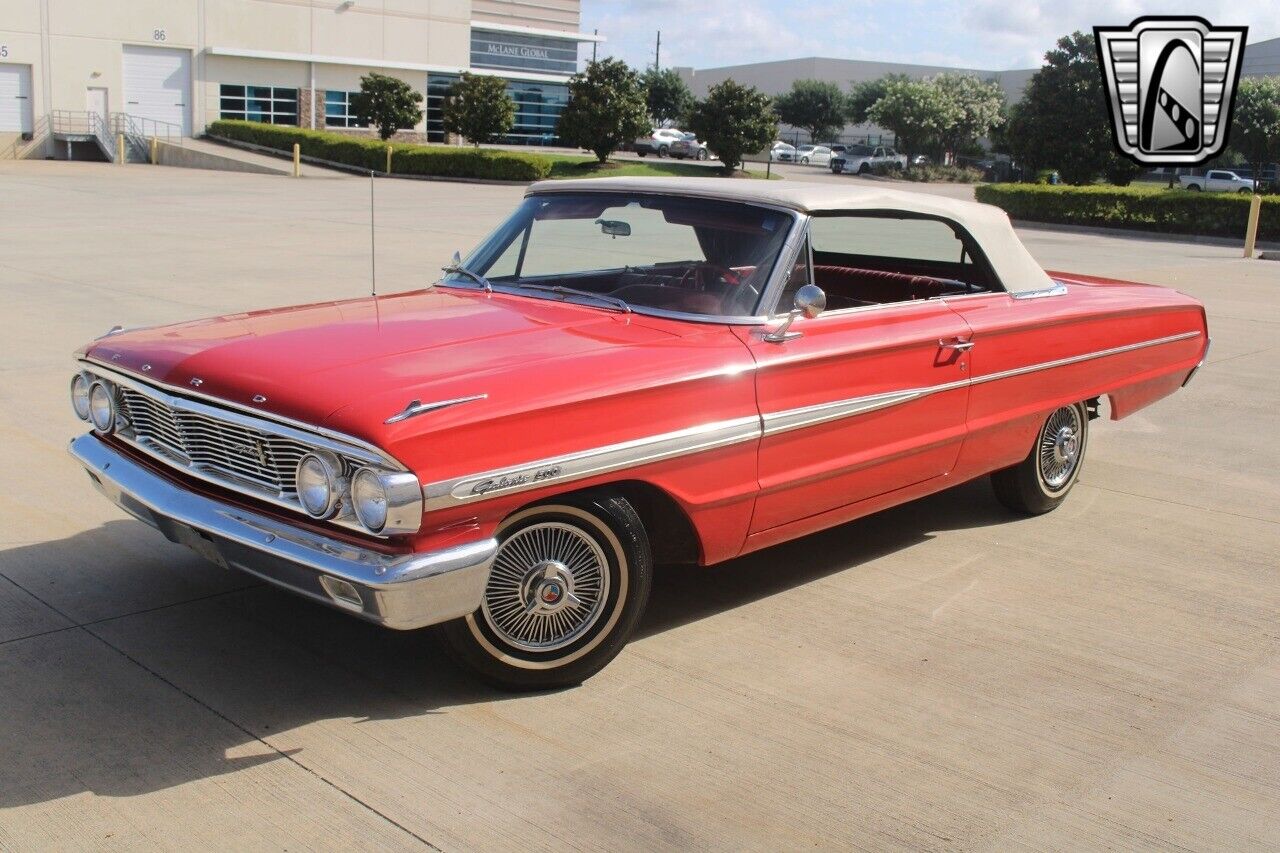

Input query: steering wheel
[680,263,761,311]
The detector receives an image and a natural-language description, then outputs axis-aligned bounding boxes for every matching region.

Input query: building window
[426,74,568,146]
[219,85,298,125]
[324,90,370,128]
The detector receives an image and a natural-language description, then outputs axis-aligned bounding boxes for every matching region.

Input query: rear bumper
[69,434,496,630]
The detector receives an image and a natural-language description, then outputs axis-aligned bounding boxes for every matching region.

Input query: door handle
[939,338,975,351]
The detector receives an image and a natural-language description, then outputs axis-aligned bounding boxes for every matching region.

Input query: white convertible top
[528,177,1055,294]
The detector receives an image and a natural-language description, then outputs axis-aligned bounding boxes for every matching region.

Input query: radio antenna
[369,169,377,297]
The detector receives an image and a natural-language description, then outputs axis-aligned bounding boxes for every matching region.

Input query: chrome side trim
[967,330,1201,386]
[762,384,966,436]
[420,330,1202,510]
[423,416,763,512]
[80,357,405,471]
[760,330,1202,436]
[385,394,488,425]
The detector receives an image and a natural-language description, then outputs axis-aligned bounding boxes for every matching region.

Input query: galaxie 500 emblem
[1095,17,1247,166]
[470,466,563,496]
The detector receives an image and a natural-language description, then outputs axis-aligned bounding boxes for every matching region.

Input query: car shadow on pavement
[0,477,1011,809]
[639,476,1010,639]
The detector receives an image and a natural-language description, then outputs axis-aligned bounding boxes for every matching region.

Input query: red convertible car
[69,178,1208,689]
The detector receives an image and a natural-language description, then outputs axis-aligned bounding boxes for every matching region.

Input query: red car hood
[86,288,690,432]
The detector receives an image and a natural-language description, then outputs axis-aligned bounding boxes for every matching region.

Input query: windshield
[443,193,795,318]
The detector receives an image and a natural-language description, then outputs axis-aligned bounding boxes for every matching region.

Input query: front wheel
[439,491,653,691]
[657,145,669,158]
[697,149,708,161]
[991,402,1089,515]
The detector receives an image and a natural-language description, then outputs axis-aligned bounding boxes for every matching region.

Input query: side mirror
[764,284,826,343]
[794,283,827,318]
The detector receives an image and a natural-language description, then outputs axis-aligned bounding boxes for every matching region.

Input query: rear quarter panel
[946,276,1207,480]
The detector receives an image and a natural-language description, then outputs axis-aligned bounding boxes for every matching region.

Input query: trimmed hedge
[207,120,554,181]
[975,183,1278,241]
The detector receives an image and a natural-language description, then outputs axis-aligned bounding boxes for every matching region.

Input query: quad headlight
[296,451,346,519]
[351,467,423,535]
[70,373,92,421]
[88,380,117,433]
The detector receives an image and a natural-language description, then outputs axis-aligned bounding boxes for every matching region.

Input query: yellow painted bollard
[149,137,158,165]
[117,133,125,165]
[386,144,392,175]
[292,142,301,178]
[1243,193,1262,259]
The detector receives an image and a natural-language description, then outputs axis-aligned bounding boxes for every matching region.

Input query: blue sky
[579,1,1280,72]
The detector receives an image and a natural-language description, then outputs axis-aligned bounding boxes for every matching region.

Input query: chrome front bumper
[69,434,496,630]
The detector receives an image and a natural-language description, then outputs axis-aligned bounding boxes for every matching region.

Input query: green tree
[442,73,515,146]
[774,79,847,143]
[557,58,651,163]
[1230,76,1280,192]
[642,67,694,127]
[932,73,1005,158]
[866,77,955,160]
[846,74,906,124]
[351,72,423,141]
[686,79,778,173]
[1004,31,1111,184]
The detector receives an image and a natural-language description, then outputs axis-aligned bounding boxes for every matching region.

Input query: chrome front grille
[120,387,319,496]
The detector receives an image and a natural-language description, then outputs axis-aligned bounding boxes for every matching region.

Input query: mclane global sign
[1095,17,1247,166]
[470,31,578,76]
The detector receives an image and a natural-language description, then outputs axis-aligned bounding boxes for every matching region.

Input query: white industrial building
[0,0,602,158]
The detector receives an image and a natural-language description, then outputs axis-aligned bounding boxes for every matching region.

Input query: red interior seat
[813,265,950,303]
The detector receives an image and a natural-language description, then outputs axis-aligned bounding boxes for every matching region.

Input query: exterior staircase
[49,110,183,162]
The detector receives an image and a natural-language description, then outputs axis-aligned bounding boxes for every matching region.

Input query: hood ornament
[386,394,487,424]
[189,377,203,387]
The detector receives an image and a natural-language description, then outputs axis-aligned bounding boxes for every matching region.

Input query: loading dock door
[0,64,33,133]
[122,45,190,135]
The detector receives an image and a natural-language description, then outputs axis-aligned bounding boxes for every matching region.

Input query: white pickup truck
[1179,170,1255,193]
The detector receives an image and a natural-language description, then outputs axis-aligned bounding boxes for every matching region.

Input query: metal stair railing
[50,109,116,161]
[1,113,49,161]
[112,113,185,161]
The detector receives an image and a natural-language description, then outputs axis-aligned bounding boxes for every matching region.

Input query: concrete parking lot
[1,161,1277,850]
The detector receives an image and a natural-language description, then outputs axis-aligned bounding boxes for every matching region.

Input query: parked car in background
[68,177,1209,690]
[634,128,685,158]
[831,145,908,174]
[796,145,833,166]
[770,142,796,162]
[669,132,710,161]
[1179,170,1256,193]
[911,154,931,166]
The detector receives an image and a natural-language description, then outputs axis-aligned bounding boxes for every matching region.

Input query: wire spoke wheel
[1037,405,1083,491]
[481,521,610,653]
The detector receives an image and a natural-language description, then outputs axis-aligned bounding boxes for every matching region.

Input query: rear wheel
[440,491,653,691]
[991,402,1089,515]
[858,162,870,174]
[697,149,708,161]
[1187,183,1200,191]
[657,145,669,158]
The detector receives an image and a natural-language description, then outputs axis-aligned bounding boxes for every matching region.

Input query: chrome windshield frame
[436,191,806,327]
